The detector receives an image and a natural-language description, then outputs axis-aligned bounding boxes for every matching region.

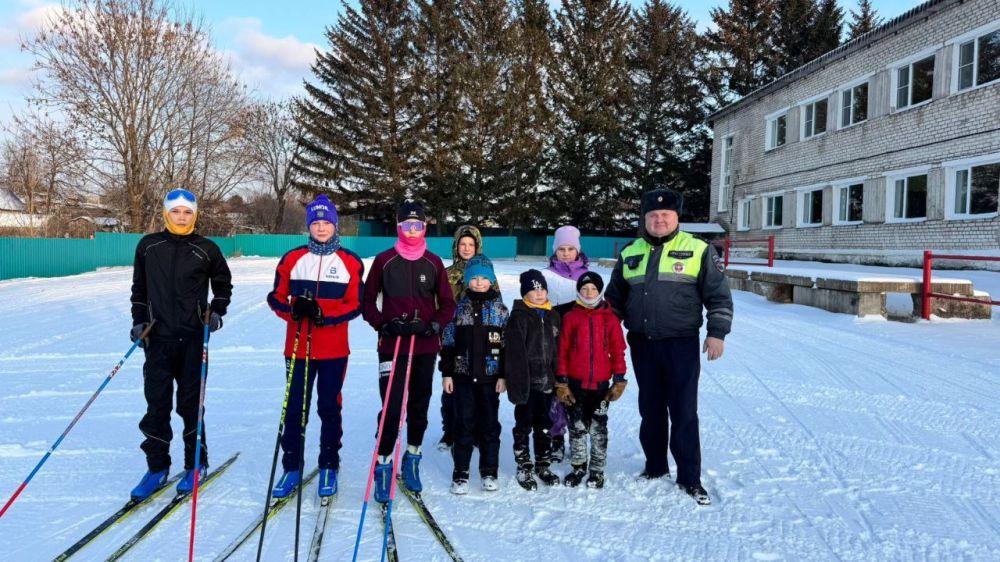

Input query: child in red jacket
[555,271,627,489]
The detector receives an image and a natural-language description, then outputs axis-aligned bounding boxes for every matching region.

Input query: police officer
[605,186,732,505]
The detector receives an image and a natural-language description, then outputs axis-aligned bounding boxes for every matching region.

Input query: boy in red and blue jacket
[555,271,627,489]
[267,194,364,498]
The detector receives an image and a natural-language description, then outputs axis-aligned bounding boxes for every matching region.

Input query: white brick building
[708,0,1000,261]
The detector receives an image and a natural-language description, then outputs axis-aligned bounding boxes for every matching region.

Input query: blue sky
[0,0,921,128]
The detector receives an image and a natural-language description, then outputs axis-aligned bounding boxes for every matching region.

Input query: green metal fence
[545,235,636,261]
[0,233,518,282]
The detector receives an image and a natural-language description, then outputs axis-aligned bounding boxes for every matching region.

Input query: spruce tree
[847,0,881,40]
[773,0,819,74]
[547,0,634,231]
[412,0,466,232]
[294,0,420,222]
[626,0,707,213]
[706,0,780,100]
[812,0,844,55]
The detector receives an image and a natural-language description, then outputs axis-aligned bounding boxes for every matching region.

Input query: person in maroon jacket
[555,271,627,489]
[362,200,457,502]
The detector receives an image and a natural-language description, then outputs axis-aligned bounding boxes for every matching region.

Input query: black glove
[405,318,427,336]
[421,321,440,338]
[380,318,407,337]
[291,296,322,322]
[208,312,223,333]
[130,323,150,348]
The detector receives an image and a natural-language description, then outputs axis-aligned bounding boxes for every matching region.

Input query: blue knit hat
[464,255,497,285]
[306,195,338,227]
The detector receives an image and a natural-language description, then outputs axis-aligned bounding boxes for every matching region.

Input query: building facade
[709,0,1000,258]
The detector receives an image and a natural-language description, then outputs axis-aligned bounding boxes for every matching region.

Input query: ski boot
[130,468,169,500]
[272,470,301,498]
[318,468,337,497]
[176,466,206,494]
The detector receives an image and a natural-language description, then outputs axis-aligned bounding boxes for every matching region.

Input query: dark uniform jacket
[130,231,233,341]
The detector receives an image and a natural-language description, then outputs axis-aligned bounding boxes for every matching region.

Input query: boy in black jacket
[128,189,232,499]
[504,269,561,490]
[440,256,508,494]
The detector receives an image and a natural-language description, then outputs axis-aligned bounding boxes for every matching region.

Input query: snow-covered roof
[0,188,25,211]
[71,216,121,227]
[680,222,726,234]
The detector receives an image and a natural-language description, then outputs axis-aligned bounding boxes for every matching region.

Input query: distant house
[0,188,48,229]
[709,0,1000,261]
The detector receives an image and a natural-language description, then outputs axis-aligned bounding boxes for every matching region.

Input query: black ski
[52,470,184,561]
[213,468,320,561]
[306,494,334,562]
[397,486,463,562]
[105,452,239,561]
[381,503,400,562]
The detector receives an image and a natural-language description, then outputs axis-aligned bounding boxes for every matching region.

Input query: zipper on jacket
[588,315,595,389]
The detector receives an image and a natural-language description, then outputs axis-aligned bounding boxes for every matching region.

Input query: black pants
[139,337,207,472]
[566,381,610,472]
[440,391,455,441]
[512,389,552,468]
[451,382,500,479]
[630,333,702,486]
[377,352,436,457]
[281,357,348,471]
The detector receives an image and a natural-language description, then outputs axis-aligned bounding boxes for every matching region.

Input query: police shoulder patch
[712,252,725,272]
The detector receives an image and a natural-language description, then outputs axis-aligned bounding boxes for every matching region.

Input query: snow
[1,257,998,561]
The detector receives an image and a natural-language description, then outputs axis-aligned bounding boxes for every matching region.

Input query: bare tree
[241,100,305,232]
[22,0,251,233]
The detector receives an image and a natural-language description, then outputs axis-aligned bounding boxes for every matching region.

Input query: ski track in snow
[0,258,998,561]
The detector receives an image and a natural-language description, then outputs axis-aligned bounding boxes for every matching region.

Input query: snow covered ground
[0,257,998,561]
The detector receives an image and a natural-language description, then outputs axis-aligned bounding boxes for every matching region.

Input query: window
[766,114,787,150]
[798,188,823,226]
[951,163,1000,217]
[841,82,868,127]
[888,174,928,221]
[896,56,935,108]
[719,135,734,211]
[801,99,828,139]
[835,183,864,224]
[737,198,751,231]
[958,28,1000,90]
[764,194,783,228]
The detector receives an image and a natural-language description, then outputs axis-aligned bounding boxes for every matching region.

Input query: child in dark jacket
[556,271,627,489]
[440,256,509,494]
[504,269,562,490]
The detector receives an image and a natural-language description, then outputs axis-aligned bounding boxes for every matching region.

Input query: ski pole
[0,321,155,521]
[256,317,304,561]
[293,317,315,561]
[352,333,404,562]
[381,332,417,562]
[188,311,213,562]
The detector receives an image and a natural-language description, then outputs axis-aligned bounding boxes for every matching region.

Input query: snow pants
[139,337,206,472]
[280,356,348,471]
[451,382,501,479]
[512,389,553,469]
[566,381,610,473]
[629,333,702,487]
[376,352,436,456]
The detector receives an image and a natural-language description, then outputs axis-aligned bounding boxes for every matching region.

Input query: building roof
[71,216,121,227]
[0,188,26,212]
[708,0,960,125]
[681,222,727,234]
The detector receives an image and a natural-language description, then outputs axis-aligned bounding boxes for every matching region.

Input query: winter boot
[535,466,561,487]
[515,465,537,491]
[271,470,301,498]
[587,470,605,489]
[450,478,469,495]
[400,449,423,493]
[130,468,169,500]
[681,483,711,506]
[481,476,499,492]
[373,461,392,503]
[318,468,337,497]
[176,466,207,495]
[563,464,587,487]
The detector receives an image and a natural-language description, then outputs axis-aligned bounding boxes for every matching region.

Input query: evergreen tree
[412,0,466,232]
[773,0,819,74]
[294,0,420,222]
[626,0,707,214]
[495,0,553,232]
[812,0,844,55]
[847,0,881,40]
[547,0,634,231]
[706,0,780,100]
